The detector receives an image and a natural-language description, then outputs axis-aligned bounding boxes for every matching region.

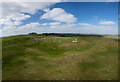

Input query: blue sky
[0,2,118,36]
[22,2,118,27]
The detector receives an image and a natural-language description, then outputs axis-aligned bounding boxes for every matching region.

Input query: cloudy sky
[0,0,119,37]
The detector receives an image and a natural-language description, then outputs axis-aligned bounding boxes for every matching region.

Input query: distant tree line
[42,33,65,37]
[28,32,104,37]
[42,33,103,37]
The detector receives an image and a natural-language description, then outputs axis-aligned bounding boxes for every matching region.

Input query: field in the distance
[2,35,118,80]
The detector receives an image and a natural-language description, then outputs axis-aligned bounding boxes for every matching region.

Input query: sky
[0,0,119,37]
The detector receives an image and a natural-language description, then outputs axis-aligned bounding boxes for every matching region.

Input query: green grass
[2,35,118,80]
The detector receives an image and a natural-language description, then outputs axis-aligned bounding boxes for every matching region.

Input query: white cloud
[0,1,118,37]
[1,22,118,37]
[0,3,2,19]
[49,22,60,25]
[78,22,115,29]
[0,14,31,27]
[41,23,48,26]
[1,0,119,2]
[2,2,59,18]
[0,2,59,33]
[75,26,117,35]
[12,14,31,21]
[106,0,118,2]
[0,18,21,26]
[44,8,50,12]
[2,22,40,37]
[79,23,92,27]
[77,22,118,34]
[1,22,76,37]
[40,8,77,22]
[22,22,40,27]
[1,0,62,2]
[50,23,76,28]
[40,22,61,26]
[99,20,115,25]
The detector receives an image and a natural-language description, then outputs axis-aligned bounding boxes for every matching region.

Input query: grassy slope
[2,35,118,80]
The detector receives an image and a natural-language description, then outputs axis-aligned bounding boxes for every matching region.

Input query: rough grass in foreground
[2,35,118,80]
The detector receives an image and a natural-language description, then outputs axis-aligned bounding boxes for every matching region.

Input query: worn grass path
[2,35,118,80]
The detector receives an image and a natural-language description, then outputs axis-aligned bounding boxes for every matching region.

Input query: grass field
[2,35,118,80]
